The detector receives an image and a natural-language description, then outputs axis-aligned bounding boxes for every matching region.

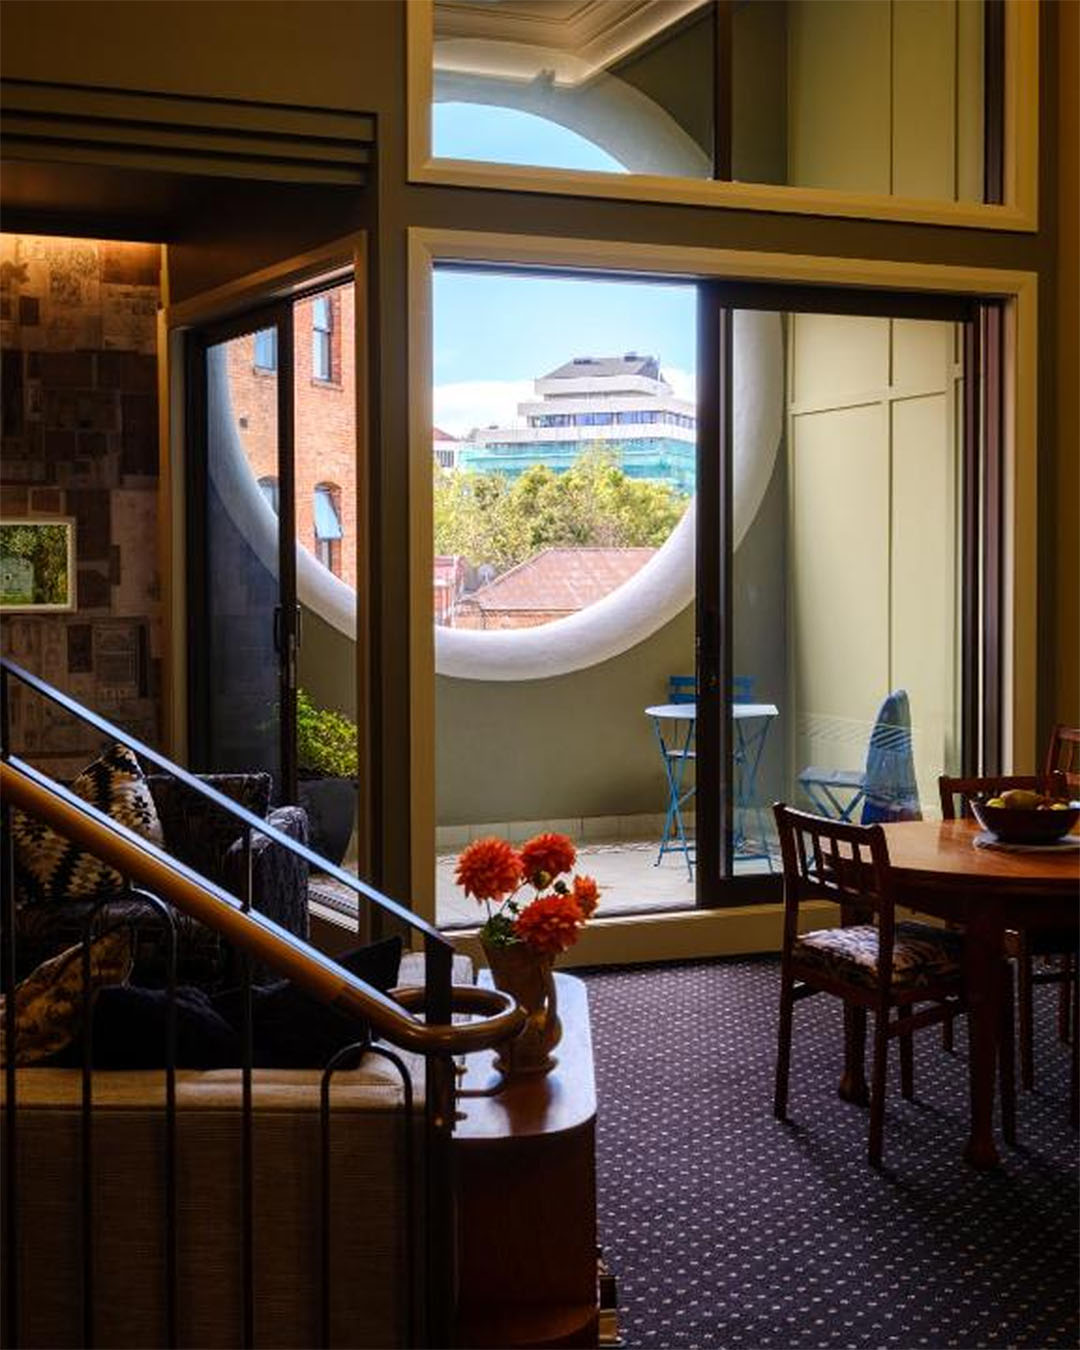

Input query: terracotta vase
[482,939,562,1076]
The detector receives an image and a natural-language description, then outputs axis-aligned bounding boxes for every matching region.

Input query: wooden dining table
[880,818,1079,1168]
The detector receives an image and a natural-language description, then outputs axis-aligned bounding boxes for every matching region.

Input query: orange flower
[454,837,523,903]
[519,832,576,884]
[572,874,599,919]
[514,891,584,955]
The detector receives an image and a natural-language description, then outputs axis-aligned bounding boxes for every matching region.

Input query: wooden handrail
[1,758,525,1056]
[0,656,439,943]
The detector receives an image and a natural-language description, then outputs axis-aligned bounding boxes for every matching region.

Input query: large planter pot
[481,938,561,1076]
[297,775,356,867]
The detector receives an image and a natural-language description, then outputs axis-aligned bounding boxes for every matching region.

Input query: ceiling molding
[434,0,708,83]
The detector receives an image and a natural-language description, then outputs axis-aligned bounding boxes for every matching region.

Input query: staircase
[0,657,526,1347]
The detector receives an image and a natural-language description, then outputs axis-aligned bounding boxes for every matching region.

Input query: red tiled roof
[462,547,654,614]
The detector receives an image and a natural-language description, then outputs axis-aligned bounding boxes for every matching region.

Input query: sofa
[14,771,309,986]
[0,952,469,1348]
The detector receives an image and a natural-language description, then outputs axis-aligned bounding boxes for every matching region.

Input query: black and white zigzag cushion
[13,743,164,905]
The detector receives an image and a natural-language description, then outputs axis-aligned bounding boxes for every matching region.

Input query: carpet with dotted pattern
[582,958,1079,1349]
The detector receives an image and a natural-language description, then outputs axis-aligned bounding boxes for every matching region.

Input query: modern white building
[458,353,696,493]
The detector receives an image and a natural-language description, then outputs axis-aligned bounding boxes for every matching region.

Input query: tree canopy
[433,448,689,575]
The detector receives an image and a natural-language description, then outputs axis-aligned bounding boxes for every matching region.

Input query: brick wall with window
[226,282,357,586]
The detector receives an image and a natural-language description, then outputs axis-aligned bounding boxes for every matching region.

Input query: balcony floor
[437,833,779,929]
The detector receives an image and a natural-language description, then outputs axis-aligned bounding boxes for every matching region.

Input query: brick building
[226,281,357,583]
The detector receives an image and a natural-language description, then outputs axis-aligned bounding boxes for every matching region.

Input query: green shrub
[296,689,358,778]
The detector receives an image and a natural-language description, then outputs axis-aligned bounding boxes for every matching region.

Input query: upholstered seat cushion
[793,920,963,989]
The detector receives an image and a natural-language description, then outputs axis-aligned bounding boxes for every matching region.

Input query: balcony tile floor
[437,834,779,929]
[312,832,778,931]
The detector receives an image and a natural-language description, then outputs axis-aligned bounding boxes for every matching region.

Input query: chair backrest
[668,674,696,704]
[1044,724,1080,792]
[667,674,755,704]
[773,802,897,964]
[938,771,1065,820]
[860,689,921,825]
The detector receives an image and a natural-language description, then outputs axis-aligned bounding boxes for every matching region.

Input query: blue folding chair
[667,674,755,703]
[797,689,922,824]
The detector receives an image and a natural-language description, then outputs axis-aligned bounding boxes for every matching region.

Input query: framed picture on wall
[0,518,77,613]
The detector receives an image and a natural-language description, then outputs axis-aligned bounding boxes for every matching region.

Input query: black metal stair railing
[0,656,524,1349]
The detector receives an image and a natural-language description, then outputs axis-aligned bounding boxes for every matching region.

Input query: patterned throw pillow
[0,928,134,1066]
[12,742,164,905]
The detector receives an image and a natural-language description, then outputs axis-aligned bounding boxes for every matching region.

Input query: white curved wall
[209,307,783,682]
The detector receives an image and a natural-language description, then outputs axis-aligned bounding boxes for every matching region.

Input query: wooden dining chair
[1044,724,1080,794]
[938,772,1078,1091]
[772,803,992,1167]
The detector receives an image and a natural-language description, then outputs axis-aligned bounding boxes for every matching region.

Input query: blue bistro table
[645,701,780,878]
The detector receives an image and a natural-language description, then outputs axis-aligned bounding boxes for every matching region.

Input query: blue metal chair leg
[652,719,695,879]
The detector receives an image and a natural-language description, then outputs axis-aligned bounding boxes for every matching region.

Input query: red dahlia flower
[572,874,600,919]
[454,837,523,903]
[519,832,576,884]
[514,891,584,954]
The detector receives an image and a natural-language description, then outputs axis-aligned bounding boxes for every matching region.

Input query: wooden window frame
[407,227,1037,945]
[407,0,1038,232]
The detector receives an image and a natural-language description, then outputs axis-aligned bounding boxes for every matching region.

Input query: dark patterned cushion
[147,773,272,884]
[0,929,134,1066]
[794,921,963,989]
[14,895,227,988]
[212,937,402,1068]
[47,984,243,1070]
[12,743,163,905]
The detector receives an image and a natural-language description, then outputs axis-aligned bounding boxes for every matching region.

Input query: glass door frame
[408,226,1034,947]
[421,249,1004,915]
[695,279,998,908]
[185,300,299,799]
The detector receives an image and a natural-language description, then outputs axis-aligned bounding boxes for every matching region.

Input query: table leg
[964,901,1006,1168]
[999,959,1016,1147]
[839,1004,870,1106]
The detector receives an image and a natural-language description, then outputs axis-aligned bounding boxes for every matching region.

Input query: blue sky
[431,102,697,438]
[434,102,626,173]
[433,270,697,437]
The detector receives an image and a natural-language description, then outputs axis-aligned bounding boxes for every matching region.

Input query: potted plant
[295,689,358,867]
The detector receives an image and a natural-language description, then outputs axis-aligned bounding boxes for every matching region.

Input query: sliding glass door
[429,264,997,924]
[188,305,297,797]
[694,284,988,906]
[185,273,364,875]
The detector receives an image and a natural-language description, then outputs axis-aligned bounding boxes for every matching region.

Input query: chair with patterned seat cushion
[771,803,1008,1167]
